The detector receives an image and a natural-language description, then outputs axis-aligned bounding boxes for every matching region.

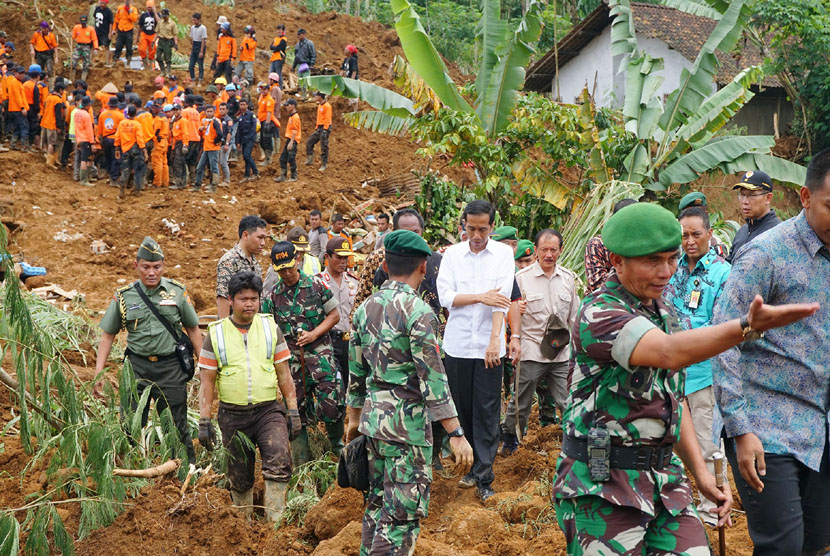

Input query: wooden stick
[713,452,726,555]
[513,359,522,441]
[341,194,371,230]
[179,468,194,496]
[0,366,66,430]
[114,458,180,478]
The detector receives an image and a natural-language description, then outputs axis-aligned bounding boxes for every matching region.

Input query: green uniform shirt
[348,281,457,447]
[100,277,199,357]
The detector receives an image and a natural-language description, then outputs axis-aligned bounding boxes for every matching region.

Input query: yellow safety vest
[208,314,280,406]
[301,253,320,276]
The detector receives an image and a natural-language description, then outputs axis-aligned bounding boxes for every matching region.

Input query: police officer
[317,236,358,392]
[347,230,473,555]
[262,241,345,465]
[198,271,302,522]
[552,203,816,554]
[94,236,202,463]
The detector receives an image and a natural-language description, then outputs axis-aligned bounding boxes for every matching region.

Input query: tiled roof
[525,1,779,92]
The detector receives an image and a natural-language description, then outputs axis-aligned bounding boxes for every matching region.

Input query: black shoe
[501,431,519,456]
[432,455,444,472]
[478,486,495,502]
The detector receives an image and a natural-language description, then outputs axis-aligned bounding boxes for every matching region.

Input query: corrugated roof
[525,1,779,93]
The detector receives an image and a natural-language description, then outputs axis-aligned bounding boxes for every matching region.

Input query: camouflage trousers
[289,344,344,426]
[361,438,432,556]
[555,495,710,555]
[72,44,92,70]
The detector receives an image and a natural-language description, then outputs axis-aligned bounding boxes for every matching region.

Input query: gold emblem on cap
[299,235,307,242]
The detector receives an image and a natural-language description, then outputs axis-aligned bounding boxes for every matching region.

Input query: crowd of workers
[0,4,362,193]
[90,154,830,554]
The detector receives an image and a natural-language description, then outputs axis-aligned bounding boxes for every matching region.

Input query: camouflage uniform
[349,281,458,556]
[72,44,92,72]
[552,271,709,555]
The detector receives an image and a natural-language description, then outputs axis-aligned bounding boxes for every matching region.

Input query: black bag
[132,283,196,380]
[337,435,370,492]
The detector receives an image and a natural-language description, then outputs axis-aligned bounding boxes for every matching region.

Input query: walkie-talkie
[588,425,610,482]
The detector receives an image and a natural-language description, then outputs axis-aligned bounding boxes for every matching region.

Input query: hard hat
[154,75,164,86]
[162,103,173,112]
[28,64,42,74]
[244,25,254,34]
[268,72,280,82]
[346,44,357,55]
[224,83,236,91]
[220,22,230,31]
[214,76,227,85]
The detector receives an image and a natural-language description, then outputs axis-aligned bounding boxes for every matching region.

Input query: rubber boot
[81,68,89,82]
[304,153,313,166]
[258,146,266,162]
[258,151,272,168]
[79,168,93,187]
[319,161,327,172]
[118,183,126,199]
[208,174,217,193]
[290,427,312,468]
[325,419,345,458]
[8,136,17,150]
[288,169,297,182]
[273,168,287,183]
[230,488,254,520]
[263,481,288,523]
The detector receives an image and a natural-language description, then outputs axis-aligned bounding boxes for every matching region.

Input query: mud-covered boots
[274,168,287,182]
[263,481,288,523]
[79,168,93,187]
[288,169,297,182]
[230,488,254,520]
[304,154,313,166]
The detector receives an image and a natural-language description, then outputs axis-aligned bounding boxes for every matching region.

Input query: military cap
[492,225,518,242]
[383,230,431,258]
[602,203,681,257]
[733,170,773,192]
[286,226,310,252]
[515,239,534,260]
[271,241,297,271]
[136,236,164,261]
[326,237,356,257]
[678,191,707,212]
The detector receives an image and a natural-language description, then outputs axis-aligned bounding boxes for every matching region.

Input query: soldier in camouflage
[262,240,345,465]
[94,236,203,463]
[553,203,815,555]
[347,229,473,556]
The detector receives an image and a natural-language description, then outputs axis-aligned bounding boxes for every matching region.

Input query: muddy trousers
[151,144,169,186]
[120,145,146,190]
[218,399,292,492]
[126,354,195,463]
[185,140,201,184]
[361,438,432,556]
[171,142,186,187]
[725,441,830,555]
[101,136,121,179]
[306,127,329,164]
[554,496,710,556]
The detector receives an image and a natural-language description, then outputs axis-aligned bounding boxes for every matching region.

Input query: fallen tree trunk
[113,459,181,478]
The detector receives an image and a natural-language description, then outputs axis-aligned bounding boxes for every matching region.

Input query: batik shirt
[216,244,262,298]
[714,211,830,471]
[584,235,612,293]
[553,272,692,516]
[348,281,457,447]
[664,247,730,395]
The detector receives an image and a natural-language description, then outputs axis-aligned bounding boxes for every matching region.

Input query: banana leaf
[658,0,720,19]
[391,55,442,114]
[390,0,474,114]
[476,0,544,138]
[623,53,665,139]
[474,0,510,109]
[342,110,412,137]
[302,75,416,118]
[609,0,638,62]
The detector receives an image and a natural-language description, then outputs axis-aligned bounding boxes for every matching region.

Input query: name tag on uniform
[160,299,177,306]
[688,290,701,309]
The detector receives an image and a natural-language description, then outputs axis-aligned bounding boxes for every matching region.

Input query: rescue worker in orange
[6,65,30,151]
[181,95,202,186]
[152,103,171,187]
[193,104,223,192]
[74,96,96,187]
[165,74,181,104]
[268,24,286,86]
[22,66,42,150]
[275,98,300,183]
[169,103,190,190]
[112,0,139,69]
[214,23,236,84]
[97,95,124,184]
[306,91,332,172]
[235,26,256,84]
[71,15,99,82]
[114,104,147,197]
[135,100,156,181]
[41,80,66,168]
[137,0,159,71]
[30,22,58,78]
[256,81,277,168]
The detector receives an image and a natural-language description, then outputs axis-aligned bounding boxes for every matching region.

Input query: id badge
[688,289,701,309]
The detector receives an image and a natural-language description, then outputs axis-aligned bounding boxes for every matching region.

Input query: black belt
[125,349,177,363]
[562,435,674,471]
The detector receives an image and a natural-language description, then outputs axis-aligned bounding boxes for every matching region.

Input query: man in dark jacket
[293,29,316,100]
[726,170,781,264]
[234,98,259,181]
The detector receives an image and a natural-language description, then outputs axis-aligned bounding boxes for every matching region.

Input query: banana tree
[610,0,806,189]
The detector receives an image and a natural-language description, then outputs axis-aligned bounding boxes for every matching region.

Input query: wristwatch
[448,426,464,438]
[740,313,763,342]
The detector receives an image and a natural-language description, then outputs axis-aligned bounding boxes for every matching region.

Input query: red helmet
[346,44,357,55]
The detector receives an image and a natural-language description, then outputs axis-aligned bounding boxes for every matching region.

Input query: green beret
[602,203,681,257]
[678,191,707,212]
[515,239,534,260]
[492,226,518,242]
[136,236,164,261]
[383,230,431,258]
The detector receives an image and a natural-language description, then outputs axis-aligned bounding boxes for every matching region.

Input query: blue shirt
[664,247,731,395]
[713,211,830,471]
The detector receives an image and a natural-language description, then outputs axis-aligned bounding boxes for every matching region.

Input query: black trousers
[279,141,297,172]
[306,127,329,163]
[444,355,502,488]
[725,438,830,555]
[113,30,133,62]
[188,42,204,80]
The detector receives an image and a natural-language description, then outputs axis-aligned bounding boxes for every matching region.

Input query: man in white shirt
[437,200,516,502]
[502,229,579,455]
